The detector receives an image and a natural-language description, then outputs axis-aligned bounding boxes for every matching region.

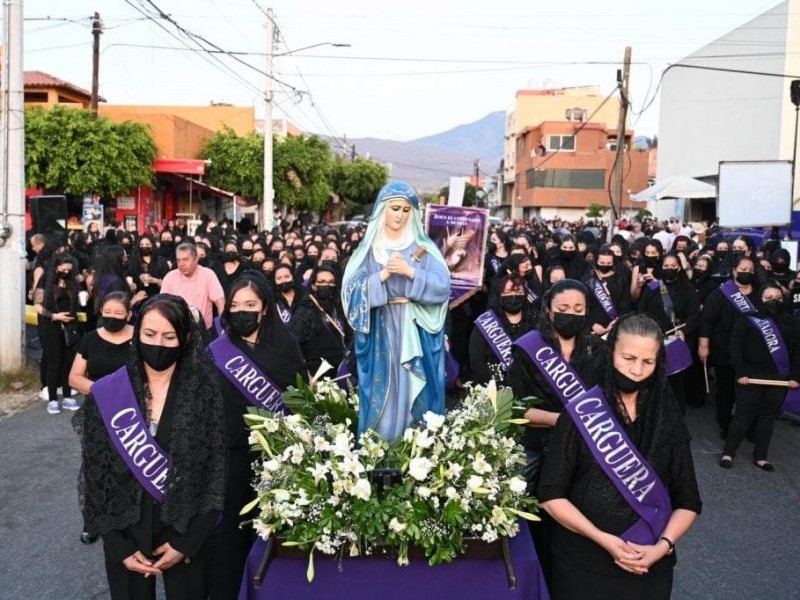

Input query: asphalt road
[0,397,797,599]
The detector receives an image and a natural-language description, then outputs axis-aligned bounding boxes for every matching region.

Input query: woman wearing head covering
[208,273,306,599]
[341,181,451,442]
[73,294,226,599]
[720,283,800,471]
[538,314,702,600]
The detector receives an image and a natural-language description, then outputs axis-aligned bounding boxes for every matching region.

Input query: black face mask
[139,247,152,257]
[56,270,72,280]
[500,295,525,315]
[161,244,174,256]
[732,250,746,261]
[644,256,659,267]
[276,281,294,294]
[263,269,274,278]
[223,251,240,263]
[771,261,787,273]
[560,250,576,261]
[228,310,261,337]
[716,250,728,260]
[103,317,127,333]
[613,368,654,394]
[487,242,498,254]
[199,257,210,267]
[315,286,336,302]
[662,268,679,283]
[252,260,264,270]
[139,342,181,372]
[121,243,131,251]
[596,264,613,275]
[762,299,782,315]
[307,255,319,264]
[551,312,585,339]
[735,272,754,286]
[241,249,254,258]
[694,269,708,281]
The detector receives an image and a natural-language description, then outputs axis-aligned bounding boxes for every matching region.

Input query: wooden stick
[665,323,686,336]
[703,362,710,394]
[747,378,791,387]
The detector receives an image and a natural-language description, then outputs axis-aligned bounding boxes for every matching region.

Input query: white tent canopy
[631,175,716,202]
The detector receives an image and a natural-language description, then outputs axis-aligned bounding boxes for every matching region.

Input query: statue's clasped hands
[385,252,414,279]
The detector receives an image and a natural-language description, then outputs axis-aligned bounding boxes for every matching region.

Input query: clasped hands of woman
[123,543,185,578]
[598,532,670,575]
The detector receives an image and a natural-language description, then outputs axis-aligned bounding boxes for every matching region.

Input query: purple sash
[665,337,693,376]
[524,284,539,305]
[513,331,587,402]
[565,386,673,544]
[744,315,800,414]
[93,367,169,503]
[646,279,661,292]
[589,277,618,321]
[514,332,672,543]
[213,315,223,337]
[209,334,288,414]
[277,303,291,324]
[719,279,757,315]
[474,310,514,371]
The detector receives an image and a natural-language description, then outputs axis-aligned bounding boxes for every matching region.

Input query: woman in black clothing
[485,229,510,281]
[158,230,177,269]
[289,264,352,377]
[211,274,305,599]
[469,275,536,386]
[74,294,226,600]
[90,245,131,331]
[691,255,718,305]
[273,263,305,324]
[127,235,169,299]
[720,283,800,471]
[699,255,759,438]
[768,247,796,293]
[538,313,701,600]
[582,245,632,337]
[555,234,590,280]
[69,291,134,545]
[34,252,82,414]
[630,241,663,304]
[637,253,701,413]
[218,239,247,293]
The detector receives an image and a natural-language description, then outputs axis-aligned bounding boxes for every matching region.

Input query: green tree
[25,105,156,195]
[331,157,388,207]
[585,202,606,218]
[273,135,334,210]
[635,208,653,220]
[438,182,484,207]
[200,127,264,199]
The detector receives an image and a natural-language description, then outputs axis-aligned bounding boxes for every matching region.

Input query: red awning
[154,158,207,175]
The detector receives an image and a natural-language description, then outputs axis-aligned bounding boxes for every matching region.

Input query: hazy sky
[21,0,784,144]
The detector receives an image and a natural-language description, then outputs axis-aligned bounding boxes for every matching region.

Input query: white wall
[658,1,794,196]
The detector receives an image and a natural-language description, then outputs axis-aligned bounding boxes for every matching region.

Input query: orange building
[512,120,650,221]
[23,70,103,109]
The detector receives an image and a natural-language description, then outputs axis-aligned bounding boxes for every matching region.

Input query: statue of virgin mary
[341,181,451,442]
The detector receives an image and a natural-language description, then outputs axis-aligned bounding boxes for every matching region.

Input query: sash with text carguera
[514,331,672,544]
[474,310,514,371]
[93,367,169,503]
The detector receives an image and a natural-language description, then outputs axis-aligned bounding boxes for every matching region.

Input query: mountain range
[345,111,505,192]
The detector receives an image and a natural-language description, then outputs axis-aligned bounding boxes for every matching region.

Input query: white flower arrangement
[241,378,538,582]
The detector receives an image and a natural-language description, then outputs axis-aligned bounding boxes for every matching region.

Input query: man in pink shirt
[161,243,225,330]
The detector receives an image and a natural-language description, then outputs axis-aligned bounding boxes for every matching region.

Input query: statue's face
[384,199,412,234]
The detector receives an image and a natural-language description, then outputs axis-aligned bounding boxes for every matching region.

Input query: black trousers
[713,365,736,433]
[40,320,74,401]
[723,383,785,461]
[667,371,686,414]
[104,538,214,600]
[551,560,673,600]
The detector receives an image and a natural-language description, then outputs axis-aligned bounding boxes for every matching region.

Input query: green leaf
[306,550,315,583]
[239,496,260,516]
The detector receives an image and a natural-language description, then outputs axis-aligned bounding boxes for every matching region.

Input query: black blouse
[76,330,132,381]
[699,286,759,366]
[537,386,702,577]
[729,313,800,380]
[582,271,633,328]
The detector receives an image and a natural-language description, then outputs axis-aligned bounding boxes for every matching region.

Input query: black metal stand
[501,536,516,590]
[253,535,276,589]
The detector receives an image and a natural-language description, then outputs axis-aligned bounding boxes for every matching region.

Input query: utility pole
[262,8,275,231]
[0,0,26,372]
[90,12,102,116]
[611,46,631,222]
[351,144,356,162]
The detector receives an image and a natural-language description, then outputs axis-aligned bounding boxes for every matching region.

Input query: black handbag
[62,321,81,348]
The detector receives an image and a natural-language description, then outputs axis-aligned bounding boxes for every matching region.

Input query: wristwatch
[658,536,675,555]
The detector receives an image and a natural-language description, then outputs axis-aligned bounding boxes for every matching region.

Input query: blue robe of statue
[346,243,451,441]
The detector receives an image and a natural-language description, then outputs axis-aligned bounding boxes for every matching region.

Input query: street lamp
[275,42,350,57]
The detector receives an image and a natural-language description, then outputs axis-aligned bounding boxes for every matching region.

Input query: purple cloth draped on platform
[665,337,693,376]
[237,523,550,600]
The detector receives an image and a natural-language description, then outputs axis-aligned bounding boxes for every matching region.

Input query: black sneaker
[80,531,98,545]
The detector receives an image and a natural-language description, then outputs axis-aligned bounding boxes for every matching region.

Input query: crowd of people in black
[25,209,800,600]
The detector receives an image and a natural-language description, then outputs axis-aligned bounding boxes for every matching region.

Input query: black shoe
[719,456,733,469]
[80,531,98,545]
[753,461,775,472]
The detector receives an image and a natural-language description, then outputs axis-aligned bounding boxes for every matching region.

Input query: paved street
[0,396,797,599]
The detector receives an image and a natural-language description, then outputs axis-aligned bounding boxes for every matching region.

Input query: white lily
[310,358,334,387]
